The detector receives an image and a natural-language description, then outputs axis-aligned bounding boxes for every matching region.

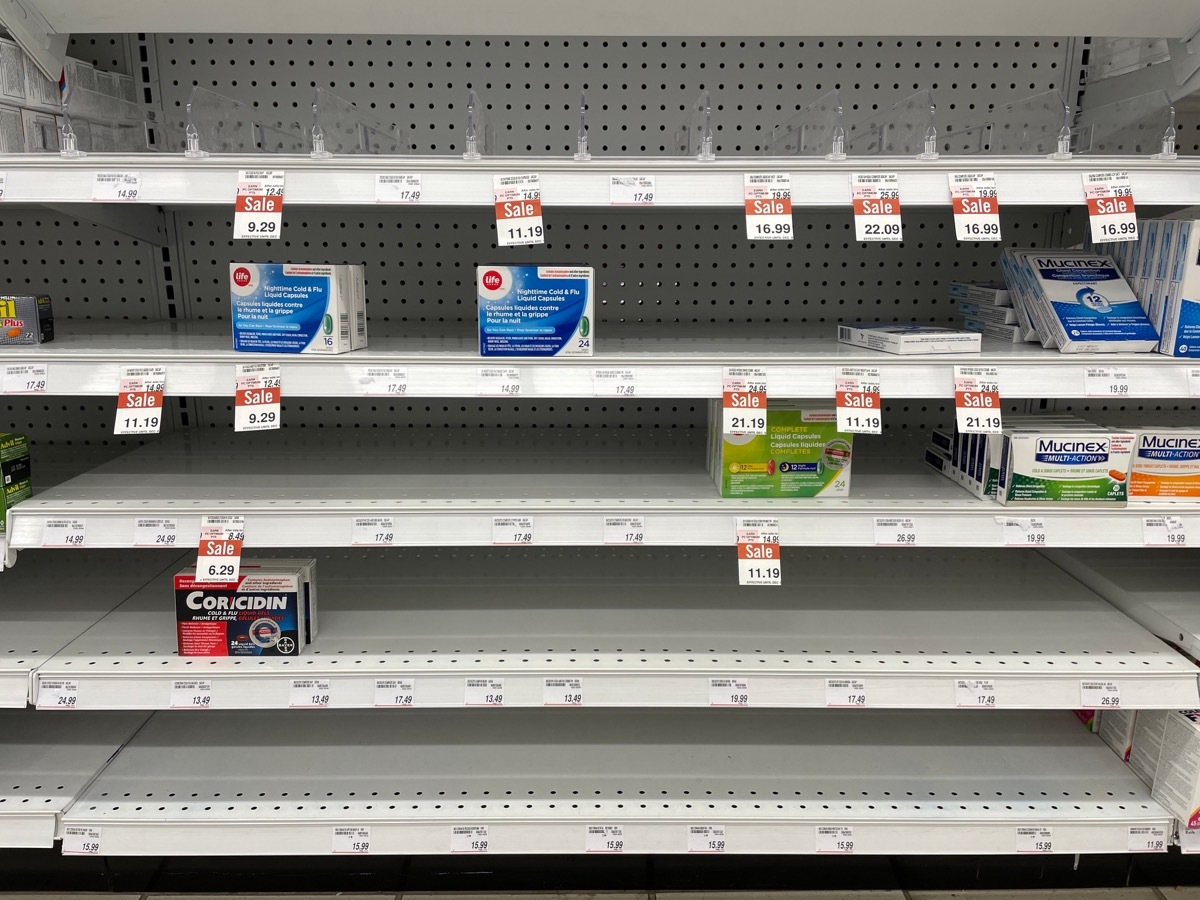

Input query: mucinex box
[230,263,359,354]
[1158,219,1200,358]
[174,562,307,656]
[998,428,1134,504]
[477,265,594,357]
[1126,428,1200,502]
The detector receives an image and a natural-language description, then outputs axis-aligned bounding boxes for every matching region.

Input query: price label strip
[1189,367,1200,398]
[816,825,855,854]
[132,517,177,548]
[493,515,534,545]
[955,678,998,708]
[42,518,86,548]
[91,171,141,202]
[37,679,79,710]
[465,677,505,706]
[478,366,521,397]
[0,171,6,201]
[494,173,543,246]
[1143,516,1187,547]
[62,826,102,856]
[953,365,1001,434]
[352,515,397,547]
[233,169,285,240]
[375,173,422,203]
[604,515,645,545]
[543,677,584,706]
[1082,171,1137,243]
[709,677,750,707]
[825,678,868,707]
[195,514,245,584]
[451,824,489,853]
[874,517,917,546]
[374,678,415,708]
[721,366,767,435]
[1016,826,1054,853]
[1080,679,1121,708]
[948,172,1000,242]
[113,365,165,435]
[169,679,213,709]
[687,824,726,853]
[1001,517,1047,548]
[1128,824,1168,853]
[3,363,48,393]
[360,366,408,396]
[736,516,781,586]
[333,825,372,854]
[744,173,793,240]
[586,825,625,853]
[1084,365,1131,398]
[234,362,281,432]
[835,366,882,434]
[610,175,655,206]
[593,368,637,397]
[851,173,902,242]
[290,678,333,709]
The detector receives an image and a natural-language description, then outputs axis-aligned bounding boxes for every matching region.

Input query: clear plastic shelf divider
[60,85,161,156]
[462,89,495,160]
[675,90,715,161]
[764,88,845,160]
[1076,90,1177,158]
[573,90,591,161]
[173,87,305,156]
[844,89,937,159]
[309,88,409,158]
[939,89,1070,157]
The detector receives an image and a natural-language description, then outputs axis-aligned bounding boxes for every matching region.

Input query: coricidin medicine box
[230,263,359,354]
[478,265,594,357]
[174,562,308,657]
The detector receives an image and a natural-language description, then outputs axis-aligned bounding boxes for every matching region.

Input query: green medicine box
[1,432,31,537]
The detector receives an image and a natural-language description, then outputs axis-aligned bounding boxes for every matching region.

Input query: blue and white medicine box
[477,265,594,357]
[230,263,362,354]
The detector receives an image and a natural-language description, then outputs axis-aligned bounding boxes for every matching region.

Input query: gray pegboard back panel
[153,34,1071,156]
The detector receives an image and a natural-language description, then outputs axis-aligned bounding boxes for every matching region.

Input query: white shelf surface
[1,155,1198,207]
[9,431,1200,550]
[1045,549,1200,662]
[60,708,1171,856]
[0,710,148,848]
[2,320,1197,399]
[0,551,185,707]
[31,548,1200,711]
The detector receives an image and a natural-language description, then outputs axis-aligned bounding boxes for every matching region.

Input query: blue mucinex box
[477,265,594,356]
[230,263,355,354]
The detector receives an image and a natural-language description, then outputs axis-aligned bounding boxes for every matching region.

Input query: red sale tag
[113,365,165,435]
[949,172,1001,242]
[1082,171,1138,243]
[195,514,245,584]
[234,362,281,432]
[233,169,285,240]
[851,173,902,242]
[744,173,793,240]
[494,173,544,246]
[835,366,882,434]
[953,365,1002,433]
[721,366,767,434]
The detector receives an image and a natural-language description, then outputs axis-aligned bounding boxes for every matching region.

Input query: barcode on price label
[134,517,178,548]
[1082,171,1137,243]
[610,175,655,206]
[1016,826,1054,853]
[825,678,868,707]
[1001,517,1047,547]
[1143,516,1187,547]
[1081,680,1121,708]
[493,516,534,545]
[1084,366,1130,398]
[494,173,543,246]
[451,824,489,853]
[709,677,750,707]
[352,516,396,547]
[465,677,504,706]
[92,171,141,202]
[37,679,79,709]
[374,678,415,708]
[1128,824,1167,853]
[195,514,245,583]
[744,173,792,240]
[478,366,521,396]
[42,519,86,548]
[3,363,48,393]
[604,515,646,545]
[359,366,408,396]
[687,824,726,853]
[169,679,213,709]
[333,825,372,854]
[593,368,637,397]
[874,517,917,546]
[851,172,902,242]
[586,824,625,853]
[816,825,855,853]
[62,826,102,856]
[289,678,332,708]
[375,173,422,203]
[543,677,584,706]
[722,366,768,434]
[949,172,1000,242]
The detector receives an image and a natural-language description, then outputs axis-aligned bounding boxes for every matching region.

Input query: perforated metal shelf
[0,551,185,707]
[59,708,1171,856]
[0,710,148,848]
[8,430,1200,551]
[30,548,1200,711]
[1,155,1197,207]
[5,319,1198,399]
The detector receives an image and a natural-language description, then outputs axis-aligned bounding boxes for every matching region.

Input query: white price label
[62,826,102,856]
[290,678,332,709]
[736,516,780,586]
[359,366,408,396]
[851,172,902,242]
[1189,367,1200,398]
[0,171,6,201]
[37,679,79,710]
[949,172,1001,242]
[709,677,750,707]
[494,173,543,246]
[1128,824,1168,853]
[1001,517,1047,547]
[42,519,86,548]
[593,368,637,397]
[744,173,793,240]
[195,514,245,583]
[233,169,285,240]
[1081,679,1121,708]
[169,679,213,709]
[825,678,868,707]
[91,171,141,202]
[465,677,505,706]
[375,173,422,203]
[234,362,281,432]
[954,365,1002,433]
[478,366,521,397]
[451,824,489,853]
[3,363,48,393]
[1083,171,1137,243]
[492,516,534,545]
[604,515,646,545]
[835,366,882,434]
[352,516,396,547]
[1084,366,1131,398]
[874,517,917,546]
[687,824,726,853]
[133,517,178,548]
[610,175,656,206]
[1016,826,1054,853]
[1143,516,1187,547]
[721,366,767,434]
[816,825,855,854]
[586,824,625,853]
[1183,828,1200,854]
[374,678,415,708]
[333,825,372,854]
[955,678,998,708]
[113,365,165,435]
[543,677,584,706]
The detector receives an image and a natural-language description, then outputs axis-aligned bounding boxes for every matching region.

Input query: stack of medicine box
[1103,709,1200,837]
[0,432,31,540]
[948,281,1023,344]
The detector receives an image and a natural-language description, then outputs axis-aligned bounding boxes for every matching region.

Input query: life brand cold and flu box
[477,265,594,357]
[0,295,53,345]
[174,563,307,656]
[998,428,1134,504]
[1126,428,1200,502]
[230,263,361,354]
